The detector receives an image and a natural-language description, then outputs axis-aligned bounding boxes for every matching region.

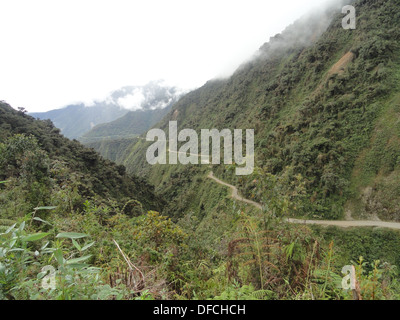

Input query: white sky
[0,0,332,112]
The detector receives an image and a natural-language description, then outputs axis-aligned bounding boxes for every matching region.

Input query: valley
[2,0,400,301]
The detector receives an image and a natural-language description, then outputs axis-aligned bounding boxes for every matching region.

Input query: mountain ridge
[30,81,186,140]
[0,101,165,213]
[102,0,400,223]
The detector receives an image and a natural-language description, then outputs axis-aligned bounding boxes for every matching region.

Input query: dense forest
[120,0,400,223]
[2,0,400,301]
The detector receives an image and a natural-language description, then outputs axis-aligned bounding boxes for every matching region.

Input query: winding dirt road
[207,172,400,230]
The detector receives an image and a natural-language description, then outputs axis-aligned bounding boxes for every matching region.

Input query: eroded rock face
[359,181,400,222]
[328,52,356,77]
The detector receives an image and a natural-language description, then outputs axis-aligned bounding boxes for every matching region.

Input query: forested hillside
[119,0,400,223]
[0,102,163,213]
[2,0,400,302]
[0,102,181,300]
[80,106,172,145]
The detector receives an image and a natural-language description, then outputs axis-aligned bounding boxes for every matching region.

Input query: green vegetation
[80,82,185,160]
[3,100,400,300]
[80,105,174,163]
[80,105,172,145]
[0,102,164,213]
[120,0,400,223]
[2,0,400,301]
[2,181,400,300]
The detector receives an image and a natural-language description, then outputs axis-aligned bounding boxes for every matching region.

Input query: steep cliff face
[104,0,400,221]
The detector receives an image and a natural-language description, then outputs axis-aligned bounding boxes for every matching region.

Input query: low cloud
[116,89,146,111]
[84,80,188,112]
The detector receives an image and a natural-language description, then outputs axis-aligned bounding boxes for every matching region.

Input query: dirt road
[207,172,400,230]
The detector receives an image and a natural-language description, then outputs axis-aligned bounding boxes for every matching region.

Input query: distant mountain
[30,81,186,140]
[114,0,400,223]
[80,107,172,143]
[80,106,173,162]
[80,83,184,144]
[30,103,129,140]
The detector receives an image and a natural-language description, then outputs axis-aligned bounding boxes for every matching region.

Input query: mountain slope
[0,102,164,213]
[3,0,400,301]
[80,82,185,161]
[30,103,128,140]
[80,105,173,144]
[115,0,400,222]
[30,81,185,140]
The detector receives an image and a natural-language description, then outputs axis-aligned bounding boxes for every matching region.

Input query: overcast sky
[0,0,333,112]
